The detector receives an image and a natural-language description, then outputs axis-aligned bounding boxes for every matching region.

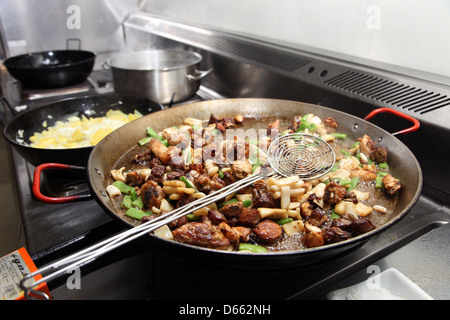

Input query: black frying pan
[33,98,422,269]
[3,50,95,88]
[2,93,163,167]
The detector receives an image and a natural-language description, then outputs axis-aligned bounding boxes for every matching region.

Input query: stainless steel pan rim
[87,98,423,265]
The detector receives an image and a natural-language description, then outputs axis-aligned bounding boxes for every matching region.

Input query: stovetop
[3,74,449,300]
[2,23,450,298]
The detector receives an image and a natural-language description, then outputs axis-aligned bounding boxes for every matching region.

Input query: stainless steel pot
[104,50,212,104]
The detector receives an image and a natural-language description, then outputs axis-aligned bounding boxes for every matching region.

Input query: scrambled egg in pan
[29,109,143,149]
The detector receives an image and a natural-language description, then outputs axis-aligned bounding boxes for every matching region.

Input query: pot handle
[364,108,420,136]
[33,163,92,204]
[186,68,213,81]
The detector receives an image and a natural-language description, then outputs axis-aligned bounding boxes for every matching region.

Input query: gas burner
[41,169,89,198]
[19,70,113,102]
[21,80,93,101]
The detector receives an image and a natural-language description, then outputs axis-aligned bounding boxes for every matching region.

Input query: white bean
[373,205,387,213]
[360,153,369,164]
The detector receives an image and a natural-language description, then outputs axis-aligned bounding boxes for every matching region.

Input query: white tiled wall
[143,0,450,79]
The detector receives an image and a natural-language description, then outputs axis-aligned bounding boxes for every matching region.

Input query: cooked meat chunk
[224,136,247,162]
[215,122,226,133]
[267,119,280,136]
[343,191,358,204]
[300,201,314,219]
[207,210,227,225]
[202,143,221,162]
[220,201,243,219]
[148,156,163,168]
[324,181,347,204]
[339,157,361,172]
[148,138,168,161]
[209,114,234,128]
[168,216,188,230]
[149,165,166,184]
[159,147,175,166]
[172,222,230,250]
[253,219,282,243]
[189,163,205,174]
[234,226,252,242]
[222,170,234,185]
[175,195,195,209]
[382,174,402,195]
[231,159,252,179]
[359,134,388,163]
[166,171,184,180]
[208,114,219,126]
[193,171,224,192]
[168,151,186,171]
[218,222,240,244]
[210,174,226,191]
[351,217,376,235]
[323,227,350,244]
[227,217,238,227]
[307,207,328,227]
[140,180,165,209]
[288,115,302,131]
[149,138,185,169]
[359,135,377,158]
[351,167,377,181]
[371,146,388,163]
[252,180,268,191]
[196,173,211,193]
[126,170,144,186]
[238,207,261,227]
[252,188,276,208]
[222,118,236,129]
[300,193,321,219]
[133,150,163,168]
[161,127,190,148]
[331,217,353,232]
[238,186,253,195]
[141,214,157,223]
[133,150,152,164]
[208,114,236,133]
[302,223,325,248]
[324,117,338,128]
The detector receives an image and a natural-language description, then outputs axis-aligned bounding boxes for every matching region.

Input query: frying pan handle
[32,163,92,204]
[364,108,420,136]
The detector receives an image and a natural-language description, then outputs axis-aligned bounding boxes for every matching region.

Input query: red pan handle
[364,108,420,136]
[33,163,92,204]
